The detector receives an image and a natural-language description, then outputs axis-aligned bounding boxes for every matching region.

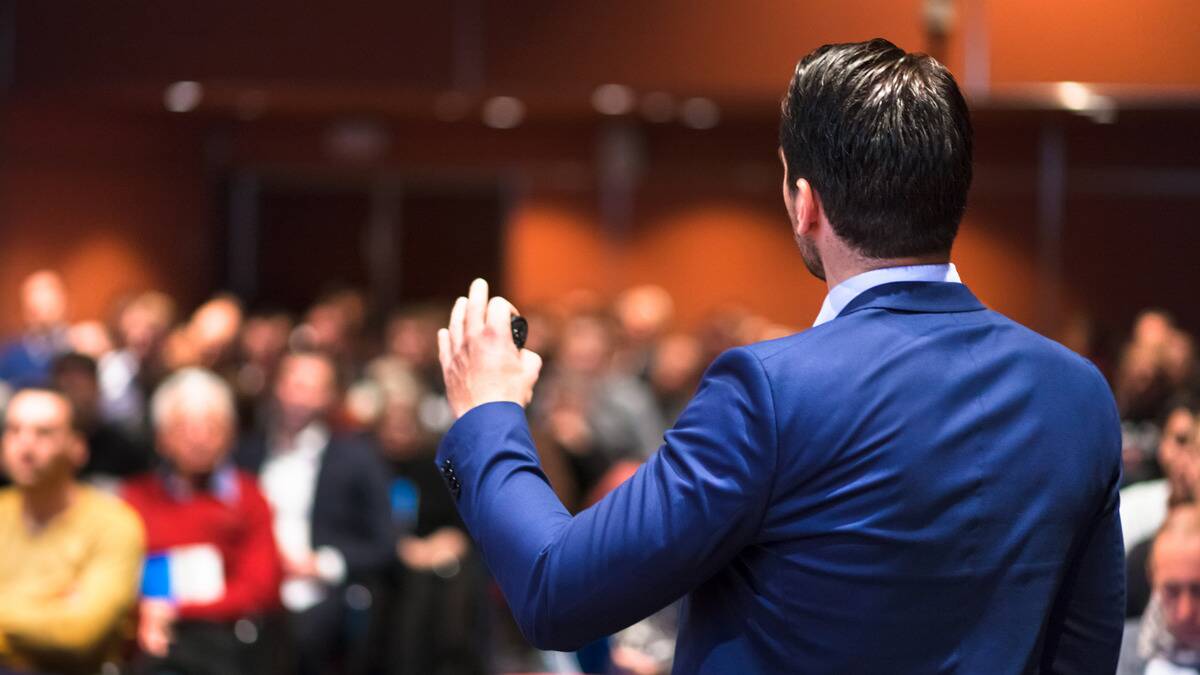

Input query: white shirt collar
[270,421,331,460]
[812,263,962,327]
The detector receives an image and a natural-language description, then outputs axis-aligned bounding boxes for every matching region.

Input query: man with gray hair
[121,367,282,675]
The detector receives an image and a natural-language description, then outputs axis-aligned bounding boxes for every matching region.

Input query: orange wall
[986,0,1200,86]
[0,104,212,336]
[505,190,1047,333]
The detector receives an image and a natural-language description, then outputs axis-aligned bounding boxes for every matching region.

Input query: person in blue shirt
[0,270,71,390]
[434,38,1124,673]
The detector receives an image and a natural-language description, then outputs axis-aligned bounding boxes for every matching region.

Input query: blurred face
[119,297,173,357]
[241,315,292,364]
[274,354,337,433]
[21,271,68,330]
[616,286,673,343]
[302,304,348,354]
[53,367,101,427]
[157,405,233,477]
[68,320,114,359]
[1162,408,1198,477]
[190,298,243,362]
[1155,536,1200,646]
[560,317,612,375]
[2,391,83,488]
[1135,312,1173,349]
[376,401,423,460]
[387,317,437,367]
[650,334,702,394]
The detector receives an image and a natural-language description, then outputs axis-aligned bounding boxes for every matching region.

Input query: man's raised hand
[437,278,542,419]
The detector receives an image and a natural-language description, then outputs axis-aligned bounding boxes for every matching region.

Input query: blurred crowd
[2,269,1198,675]
[1112,311,1200,673]
[0,270,793,675]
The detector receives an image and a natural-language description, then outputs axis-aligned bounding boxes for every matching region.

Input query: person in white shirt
[235,350,392,675]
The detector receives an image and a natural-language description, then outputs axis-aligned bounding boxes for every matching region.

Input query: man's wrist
[452,395,527,420]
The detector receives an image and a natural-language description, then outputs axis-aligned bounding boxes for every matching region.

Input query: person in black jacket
[236,350,392,675]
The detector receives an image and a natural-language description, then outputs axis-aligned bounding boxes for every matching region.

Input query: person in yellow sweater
[0,387,145,674]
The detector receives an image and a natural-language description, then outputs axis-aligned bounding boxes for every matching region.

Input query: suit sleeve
[1039,386,1125,674]
[436,347,777,651]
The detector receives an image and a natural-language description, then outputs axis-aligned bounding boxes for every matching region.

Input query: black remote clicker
[510,315,528,350]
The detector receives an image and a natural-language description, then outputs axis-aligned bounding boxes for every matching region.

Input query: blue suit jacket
[437,282,1125,673]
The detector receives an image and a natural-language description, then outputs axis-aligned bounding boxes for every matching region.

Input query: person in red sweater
[121,367,282,675]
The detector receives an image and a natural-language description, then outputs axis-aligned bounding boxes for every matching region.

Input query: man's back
[674,281,1124,672]
[436,281,1125,674]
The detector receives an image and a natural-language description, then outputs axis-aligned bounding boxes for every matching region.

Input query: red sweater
[121,469,282,622]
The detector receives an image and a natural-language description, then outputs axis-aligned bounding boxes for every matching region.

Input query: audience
[1118,310,1199,485]
[0,268,1195,673]
[121,368,282,675]
[373,391,486,674]
[99,290,176,435]
[235,351,392,675]
[1120,506,1200,674]
[0,388,145,674]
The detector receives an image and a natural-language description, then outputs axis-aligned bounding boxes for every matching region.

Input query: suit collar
[837,281,986,319]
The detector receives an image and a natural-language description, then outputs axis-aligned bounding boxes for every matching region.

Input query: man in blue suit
[434,39,1124,673]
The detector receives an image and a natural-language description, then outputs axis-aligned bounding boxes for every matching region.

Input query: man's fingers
[486,296,517,341]
[448,296,467,350]
[465,278,489,336]
[521,349,543,380]
[521,349,543,404]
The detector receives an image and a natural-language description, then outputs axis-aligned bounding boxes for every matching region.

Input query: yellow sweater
[0,484,145,673]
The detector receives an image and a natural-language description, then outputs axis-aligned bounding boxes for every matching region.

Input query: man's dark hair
[50,352,98,381]
[780,38,973,259]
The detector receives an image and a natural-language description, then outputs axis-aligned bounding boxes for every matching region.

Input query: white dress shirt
[260,421,346,612]
[813,263,962,327]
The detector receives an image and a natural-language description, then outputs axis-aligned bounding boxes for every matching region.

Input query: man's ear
[793,178,820,238]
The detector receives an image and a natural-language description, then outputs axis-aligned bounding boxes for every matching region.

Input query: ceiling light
[592,84,636,116]
[482,96,525,129]
[164,81,203,113]
[680,97,720,129]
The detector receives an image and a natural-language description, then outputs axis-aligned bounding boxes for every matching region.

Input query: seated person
[1120,505,1200,674]
[0,271,71,390]
[51,352,155,484]
[0,388,145,674]
[373,394,483,674]
[235,350,392,675]
[121,368,281,675]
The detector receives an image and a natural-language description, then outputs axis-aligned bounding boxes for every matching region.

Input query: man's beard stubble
[796,233,826,282]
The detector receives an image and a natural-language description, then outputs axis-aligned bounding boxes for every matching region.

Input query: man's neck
[823,253,951,291]
[21,480,77,529]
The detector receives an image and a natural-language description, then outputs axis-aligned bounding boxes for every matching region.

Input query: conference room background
[1,2,1199,674]
[2,1,1197,340]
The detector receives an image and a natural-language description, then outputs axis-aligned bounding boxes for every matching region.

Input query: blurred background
[0,1,1198,674]
[2,0,1198,339]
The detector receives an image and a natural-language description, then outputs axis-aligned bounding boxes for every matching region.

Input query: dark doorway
[221,170,510,316]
